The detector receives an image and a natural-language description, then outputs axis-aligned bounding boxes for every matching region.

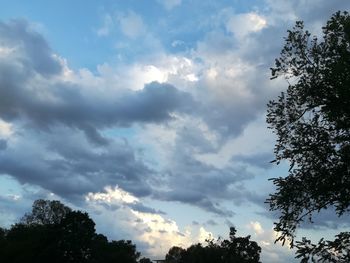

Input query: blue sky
[0,0,349,261]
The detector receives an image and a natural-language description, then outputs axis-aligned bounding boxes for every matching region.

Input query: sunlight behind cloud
[227,12,267,39]
[0,119,13,138]
[0,46,15,57]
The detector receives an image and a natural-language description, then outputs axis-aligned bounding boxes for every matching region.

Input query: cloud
[245,221,297,262]
[0,19,263,218]
[137,114,271,215]
[96,14,113,37]
[86,185,166,215]
[118,11,146,39]
[0,119,13,138]
[86,187,213,258]
[0,126,154,200]
[0,22,195,145]
[226,12,267,40]
[299,208,350,231]
[248,221,264,235]
[157,0,182,10]
[206,219,218,226]
[0,20,62,76]
[0,139,7,150]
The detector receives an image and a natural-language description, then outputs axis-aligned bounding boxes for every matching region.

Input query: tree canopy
[0,199,146,263]
[267,11,350,262]
[165,227,261,263]
[21,199,72,225]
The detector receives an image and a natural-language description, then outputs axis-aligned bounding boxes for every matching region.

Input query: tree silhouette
[0,199,142,263]
[21,199,71,225]
[267,11,350,262]
[166,246,186,262]
[58,211,96,262]
[220,227,261,263]
[139,257,153,263]
[165,227,261,263]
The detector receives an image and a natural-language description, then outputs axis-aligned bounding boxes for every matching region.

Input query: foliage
[166,246,186,262]
[165,227,261,263]
[58,211,96,262]
[267,11,350,261]
[21,199,72,225]
[220,227,261,263]
[295,232,350,262]
[139,257,153,263]
[0,199,141,263]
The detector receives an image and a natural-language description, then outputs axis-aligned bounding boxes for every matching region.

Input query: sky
[0,0,349,262]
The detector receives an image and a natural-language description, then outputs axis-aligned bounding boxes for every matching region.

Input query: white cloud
[123,55,198,90]
[86,186,213,258]
[226,12,267,40]
[245,221,296,262]
[0,46,16,57]
[248,221,264,235]
[86,185,139,204]
[118,11,146,39]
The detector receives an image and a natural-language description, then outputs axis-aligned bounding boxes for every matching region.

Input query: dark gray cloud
[0,66,194,145]
[300,208,350,230]
[153,146,258,216]
[206,219,218,226]
[231,152,274,169]
[0,127,153,201]
[0,19,202,210]
[0,139,7,150]
[0,20,62,76]
[0,20,195,147]
[128,202,166,215]
[258,205,350,231]
[224,219,234,228]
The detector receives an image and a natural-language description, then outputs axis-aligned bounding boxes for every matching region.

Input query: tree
[166,246,186,263]
[21,199,71,225]
[58,211,96,263]
[0,199,144,263]
[139,257,153,263]
[165,227,261,263]
[267,11,350,261]
[1,222,60,263]
[220,227,261,263]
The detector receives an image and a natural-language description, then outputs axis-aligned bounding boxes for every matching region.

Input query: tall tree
[267,11,350,262]
[58,211,96,263]
[21,199,71,225]
[220,227,261,263]
[166,246,186,263]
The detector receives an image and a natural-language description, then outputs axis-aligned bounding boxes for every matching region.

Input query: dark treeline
[165,227,261,263]
[0,199,148,263]
[0,199,261,263]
